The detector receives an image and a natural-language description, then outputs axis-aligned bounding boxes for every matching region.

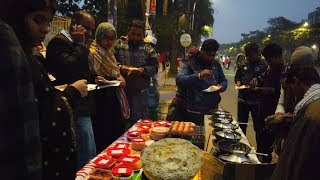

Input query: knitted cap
[290,46,315,67]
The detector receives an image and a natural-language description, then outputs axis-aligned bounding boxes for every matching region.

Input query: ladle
[233,150,268,156]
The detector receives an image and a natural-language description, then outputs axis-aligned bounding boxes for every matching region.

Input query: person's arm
[275,86,285,114]
[234,67,242,84]
[142,50,158,77]
[216,62,228,92]
[176,63,200,88]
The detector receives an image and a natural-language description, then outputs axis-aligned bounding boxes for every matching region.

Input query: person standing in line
[174,39,228,125]
[235,42,268,151]
[46,10,97,169]
[114,20,158,128]
[266,46,316,155]
[1,0,89,179]
[271,66,320,180]
[88,22,128,152]
[0,3,41,180]
[257,43,285,163]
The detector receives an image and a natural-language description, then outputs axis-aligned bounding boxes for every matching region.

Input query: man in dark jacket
[46,10,96,169]
[174,39,228,125]
[258,43,284,162]
[235,42,267,154]
[114,20,158,128]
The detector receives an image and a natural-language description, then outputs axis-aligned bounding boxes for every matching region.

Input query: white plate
[235,85,250,90]
[87,84,98,91]
[87,81,121,91]
[203,85,221,92]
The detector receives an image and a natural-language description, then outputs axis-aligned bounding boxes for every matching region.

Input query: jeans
[237,100,263,134]
[76,116,96,170]
[126,90,149,129]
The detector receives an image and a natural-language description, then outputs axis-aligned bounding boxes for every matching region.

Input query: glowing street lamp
[303,22,309,27]
[312,44,317,50]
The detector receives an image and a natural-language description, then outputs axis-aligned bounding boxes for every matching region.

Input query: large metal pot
[213,130,242,142]
[210,116,234,124]
[217,140,251,155]
[210,122,238,131]
[210,109,231,115]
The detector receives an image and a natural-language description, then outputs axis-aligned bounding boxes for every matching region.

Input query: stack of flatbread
[142,138,203,180]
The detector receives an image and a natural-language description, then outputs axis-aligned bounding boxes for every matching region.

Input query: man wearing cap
[267,46,317,154]
[114,20,158,127]
[271,65,320,180]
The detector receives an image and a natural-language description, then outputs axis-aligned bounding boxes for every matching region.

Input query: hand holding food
[199,69,213,78]
[249,77,258,87]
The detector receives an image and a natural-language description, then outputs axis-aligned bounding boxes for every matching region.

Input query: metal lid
[215,130,241,140]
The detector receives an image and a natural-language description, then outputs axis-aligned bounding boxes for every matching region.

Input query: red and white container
[139,119,153,127]
[113,143,130,149]
[111,166,133,180]
[92,156,116,169]
[117,155,142,170]
[106,148,130,159]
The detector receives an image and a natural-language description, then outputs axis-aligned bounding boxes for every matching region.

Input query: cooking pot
[211,122,238,131]
[210,109,230,114]
[213,130,241,142]
[217,140,250,154]
[210,116,234,124]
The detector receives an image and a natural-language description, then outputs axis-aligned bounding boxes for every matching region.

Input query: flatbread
[142,138,202,180]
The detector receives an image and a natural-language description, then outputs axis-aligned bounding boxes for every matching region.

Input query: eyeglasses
[103,35,116,41]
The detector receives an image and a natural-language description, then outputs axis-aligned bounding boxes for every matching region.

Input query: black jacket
[30,53,80,179]
[46,33,94,116]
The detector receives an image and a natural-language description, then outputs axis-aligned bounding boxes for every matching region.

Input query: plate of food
[235,85,250,90]
[203,85,221,92]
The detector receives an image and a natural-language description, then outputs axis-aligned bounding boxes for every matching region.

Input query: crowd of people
[1,0,320,180]
[1,0,158,179]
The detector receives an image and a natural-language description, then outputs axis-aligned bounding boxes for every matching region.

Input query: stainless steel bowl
[214,130,242,142]
[211,122,238,130]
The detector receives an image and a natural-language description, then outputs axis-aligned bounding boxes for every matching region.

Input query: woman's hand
[95,76,108,85]
[117,75,126,88]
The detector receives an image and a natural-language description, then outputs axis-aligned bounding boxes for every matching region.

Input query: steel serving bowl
[214,130,242,142]
[217,140,251,154]
[211,122,238,130]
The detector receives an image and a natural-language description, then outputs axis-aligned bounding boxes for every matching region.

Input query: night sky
[211,0,320,44]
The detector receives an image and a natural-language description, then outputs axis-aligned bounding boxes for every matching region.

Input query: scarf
[89,40,120,77]
[89,22,120,77]
[293,83,320,116]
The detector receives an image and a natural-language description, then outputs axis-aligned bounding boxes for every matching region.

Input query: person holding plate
[88,22,128,152]
[174,39,227,125]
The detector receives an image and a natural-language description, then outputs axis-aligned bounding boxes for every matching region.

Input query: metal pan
[214,130,242,142]
[211,122,238,130]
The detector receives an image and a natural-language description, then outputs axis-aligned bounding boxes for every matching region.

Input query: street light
[303,22,309,27]
[312,44,317,50]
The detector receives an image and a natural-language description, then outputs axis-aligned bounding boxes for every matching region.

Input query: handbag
[116,88,130,119]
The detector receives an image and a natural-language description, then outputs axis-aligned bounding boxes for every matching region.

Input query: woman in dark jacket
[2,0,88,179]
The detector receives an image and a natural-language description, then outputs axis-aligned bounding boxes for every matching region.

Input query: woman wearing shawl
[89,22,128,152]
